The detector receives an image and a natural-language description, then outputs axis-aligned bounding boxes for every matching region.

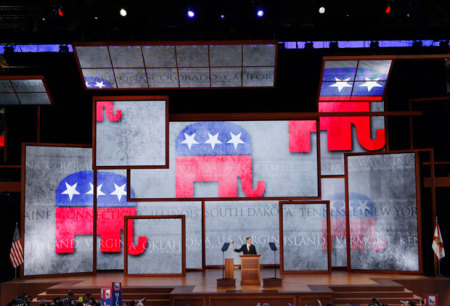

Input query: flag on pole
[432,219,445,260]
[9,224,24,268]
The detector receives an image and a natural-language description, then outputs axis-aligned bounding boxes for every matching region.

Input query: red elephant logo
[175,122,265,198]
[55,171,146,255]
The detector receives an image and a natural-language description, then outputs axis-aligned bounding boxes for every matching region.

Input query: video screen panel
[24,145,93,276]
[95,99,168,168]
[126,217,184,275]
[136,201,202,269]
[347,152,420,271]
[281,203,330,271]
[75,42,277,89]
[130,120,318,199]
[0,76,52,105]
[204,201,279,266]
[319,102,385,176]
[321,178,347,267]
[318,59,390,176]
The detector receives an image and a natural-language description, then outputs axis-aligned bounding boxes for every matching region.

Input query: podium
[240,255,260,285]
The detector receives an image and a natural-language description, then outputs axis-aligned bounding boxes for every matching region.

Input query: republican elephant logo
[322,192,386,252]
[175,121,265,198]
[55,171,146,255]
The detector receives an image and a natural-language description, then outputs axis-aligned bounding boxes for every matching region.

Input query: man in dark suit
[232,237,257,254]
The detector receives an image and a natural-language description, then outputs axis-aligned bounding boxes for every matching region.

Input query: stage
[2,270,448,306]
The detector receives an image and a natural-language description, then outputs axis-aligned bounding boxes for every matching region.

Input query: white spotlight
[319,6,325,14]
[119,8,127,17]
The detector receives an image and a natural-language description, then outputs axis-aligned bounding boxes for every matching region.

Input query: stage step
[330,285,406,292]
[36,292,170,300]
[32,287,171,306]
[334,289,415,298]
[45,286,173,294]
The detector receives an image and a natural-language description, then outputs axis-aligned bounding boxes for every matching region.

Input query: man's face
[247,238,252,244]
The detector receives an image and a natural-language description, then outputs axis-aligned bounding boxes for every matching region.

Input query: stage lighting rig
[329,41,339,49]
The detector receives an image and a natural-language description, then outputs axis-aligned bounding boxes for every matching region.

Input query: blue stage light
[256,9,264,17]
[187,9,195,18]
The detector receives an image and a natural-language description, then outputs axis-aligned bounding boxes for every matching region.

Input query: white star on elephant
[86,183,105,197]
[95,81,106,88]
[61,182,80,201]
[358,200,371,214]
[181,133,199,150]
[227,132,245,149]
[205,132,222,149]
[111,183,127,201]
[329,77,352,92]
[359,77,382,92]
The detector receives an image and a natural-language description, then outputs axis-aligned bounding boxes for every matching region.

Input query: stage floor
[2,270,449,306]
[8,269,428,293]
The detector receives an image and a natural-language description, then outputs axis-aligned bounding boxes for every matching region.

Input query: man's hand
[231,241,235,250]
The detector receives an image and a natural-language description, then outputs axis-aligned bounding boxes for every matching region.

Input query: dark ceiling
[0,0,449,43]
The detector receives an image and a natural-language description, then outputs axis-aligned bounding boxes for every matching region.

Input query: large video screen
[127,217,184,275]
[281,202,330,271]
[321,178,347,267]
[131,120,318,199]
[136,201,202,269]
[75,42,277,89]
[347,152,420,271]
[204,201,280,266]
[24,145,93,276]
[95,99,168,168]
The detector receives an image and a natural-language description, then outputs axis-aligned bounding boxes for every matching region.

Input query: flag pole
[14,222,18,280]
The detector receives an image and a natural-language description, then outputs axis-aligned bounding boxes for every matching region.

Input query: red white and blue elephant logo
[175,121,265,198]
[55,171,146,255]
[322,192,386,252]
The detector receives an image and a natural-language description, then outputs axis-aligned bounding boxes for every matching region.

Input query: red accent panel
[55,207,146,254]
[175,156,265,198]
[319,96,383,102]
[288,121,316,153]
[319,102,385,151]
[96,101,122,122]
[0,136,4,147]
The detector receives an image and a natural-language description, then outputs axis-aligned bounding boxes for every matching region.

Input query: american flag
[9,224,24,268]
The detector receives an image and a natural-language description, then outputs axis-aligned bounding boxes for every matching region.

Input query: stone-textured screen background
[321,178,347,267]
[205,201,280,266]
[24,146,93,276]
[282,203,329,271]
[137,202,202,269]
[347,153,419,271]
[127,218,183,274]
[96,100,166,167]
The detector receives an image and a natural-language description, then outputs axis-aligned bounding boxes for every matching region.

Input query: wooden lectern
[240,255,260,285]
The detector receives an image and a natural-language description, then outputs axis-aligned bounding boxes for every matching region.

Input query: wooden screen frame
[73,40,278,91]
[21,142,94,278]
[124,215,186,276]
[344,150,423,273]
[92,96,169,170]
[279,200,332,274]
[0,75,54,105]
